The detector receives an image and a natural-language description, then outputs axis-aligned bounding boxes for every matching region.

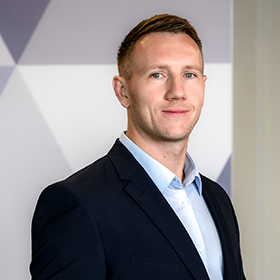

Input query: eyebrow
[144,64,203,73]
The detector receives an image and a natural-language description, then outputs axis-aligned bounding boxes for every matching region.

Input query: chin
[158,131,190,142]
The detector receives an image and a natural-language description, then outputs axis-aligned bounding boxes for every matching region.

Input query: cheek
[128,81,163,113]
[130,90,156,108]
[190,85,205,103]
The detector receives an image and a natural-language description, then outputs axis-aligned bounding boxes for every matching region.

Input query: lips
[162,109,189,117]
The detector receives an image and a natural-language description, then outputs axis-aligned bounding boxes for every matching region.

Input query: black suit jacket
[30,140,246,279]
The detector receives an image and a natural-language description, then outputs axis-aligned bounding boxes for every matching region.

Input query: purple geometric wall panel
[0,0,51,62]
[0,66,14,95]
[217,156,231,196]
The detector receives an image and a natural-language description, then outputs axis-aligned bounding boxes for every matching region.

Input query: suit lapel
[108,140,210,280]
[201,175,239,280]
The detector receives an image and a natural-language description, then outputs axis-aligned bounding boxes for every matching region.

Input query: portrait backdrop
[0,0,231,279]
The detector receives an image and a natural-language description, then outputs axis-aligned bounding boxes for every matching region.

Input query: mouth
[162,109,189,117]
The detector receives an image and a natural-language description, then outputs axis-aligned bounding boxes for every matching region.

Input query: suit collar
[107,139,139,180]
[108,140,210,280]
[202,175,240,280]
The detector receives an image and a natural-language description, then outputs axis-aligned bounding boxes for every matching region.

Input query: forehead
[132,32,203,67]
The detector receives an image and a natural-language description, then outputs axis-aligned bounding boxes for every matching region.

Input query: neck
[126,131,188,181]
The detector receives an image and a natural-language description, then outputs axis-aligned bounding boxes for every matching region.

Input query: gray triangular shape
[0,66,14,95]
[217,155,231,197]
[0,0,51,62]
[0,34,15,66]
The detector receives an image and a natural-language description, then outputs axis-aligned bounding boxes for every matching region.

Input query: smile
[161,109,189,117]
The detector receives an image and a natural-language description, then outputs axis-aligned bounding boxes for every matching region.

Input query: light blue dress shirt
[120,133,223,280]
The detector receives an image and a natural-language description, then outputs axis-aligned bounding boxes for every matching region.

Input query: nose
[165,76,186,101]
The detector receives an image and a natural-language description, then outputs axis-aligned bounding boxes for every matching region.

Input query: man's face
[114,32,206,145]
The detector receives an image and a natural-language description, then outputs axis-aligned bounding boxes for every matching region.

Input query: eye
[184,73,195,79]
[151,73,163,79]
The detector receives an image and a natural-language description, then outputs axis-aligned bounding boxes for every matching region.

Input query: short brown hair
[117,14,203,79]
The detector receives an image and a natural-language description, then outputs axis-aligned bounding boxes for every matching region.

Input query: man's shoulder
[200,173,237,219]
[200,173,231,204]
[200,174,228,193]
[56,140,124,184]
[39,154,112,200]
[66,154,112,184]
[44,139,139,196]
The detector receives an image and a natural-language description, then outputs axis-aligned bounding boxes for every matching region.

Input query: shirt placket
[166,185,208,266]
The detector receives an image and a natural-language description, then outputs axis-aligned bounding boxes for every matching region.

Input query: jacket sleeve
[30,184,106,280]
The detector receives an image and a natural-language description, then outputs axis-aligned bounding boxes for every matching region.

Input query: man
[30,14,246,279]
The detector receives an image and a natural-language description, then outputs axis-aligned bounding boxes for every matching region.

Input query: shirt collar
[119,132,202,195]
[183,153,202,195]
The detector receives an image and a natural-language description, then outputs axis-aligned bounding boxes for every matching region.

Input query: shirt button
[181,201,186,206]
[198,247,204,253]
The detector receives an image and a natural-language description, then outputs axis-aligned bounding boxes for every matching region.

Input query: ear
[202,74,207,106]
[203,74,207,87]
[112,75,130,108]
